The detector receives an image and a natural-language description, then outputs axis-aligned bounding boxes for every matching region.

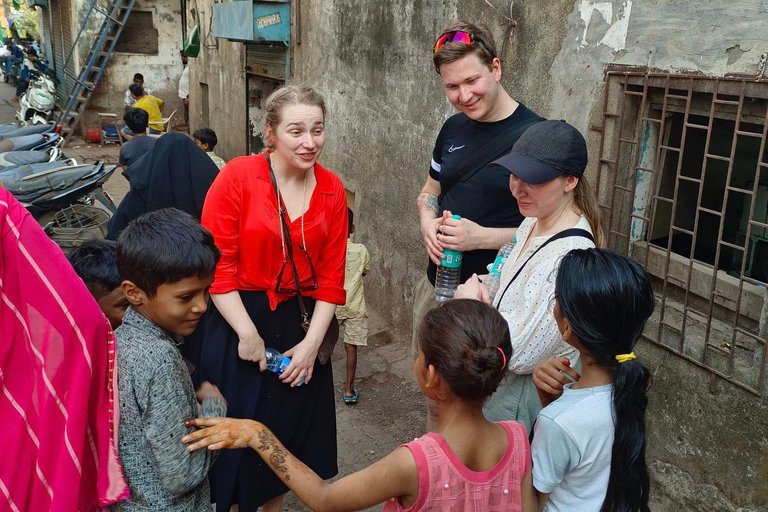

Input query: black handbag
[266,155,339,365]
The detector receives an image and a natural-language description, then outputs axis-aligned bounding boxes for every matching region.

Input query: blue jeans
[4,57,21,75]
[15,79,28,97]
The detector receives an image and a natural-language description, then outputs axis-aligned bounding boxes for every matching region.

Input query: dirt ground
[1,81,426,511]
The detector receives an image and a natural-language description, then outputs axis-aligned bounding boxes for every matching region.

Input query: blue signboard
[212,1,290,45]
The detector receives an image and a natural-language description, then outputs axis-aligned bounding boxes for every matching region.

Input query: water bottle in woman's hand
[485,237,517,302]
[265,348,305,386]
[434,215,464,302]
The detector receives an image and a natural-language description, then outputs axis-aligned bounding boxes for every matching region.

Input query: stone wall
[293,0,768,510]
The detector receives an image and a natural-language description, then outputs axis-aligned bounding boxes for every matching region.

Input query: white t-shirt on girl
[531,383,614,512]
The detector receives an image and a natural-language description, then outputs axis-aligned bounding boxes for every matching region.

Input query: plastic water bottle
[434,215,464,302]
[265,348,305,386]
[485,237,518,302]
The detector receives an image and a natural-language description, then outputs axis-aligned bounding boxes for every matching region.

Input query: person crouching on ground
[108,208,227,512]
[123,84,164,137]
[124,73,151,112]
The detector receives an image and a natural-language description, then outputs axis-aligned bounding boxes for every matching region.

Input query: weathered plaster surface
[74,0,184,133]
[186,0,247,160]
[550,0,768,134]
[293,1,768,510]
[640,339,768,510]
[293,0,462,328]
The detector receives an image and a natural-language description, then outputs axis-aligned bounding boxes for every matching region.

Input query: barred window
[596,68,768,396]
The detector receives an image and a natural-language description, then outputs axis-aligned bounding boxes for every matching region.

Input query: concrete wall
[75,0,185,133]
[187,0,247,161]
[292,0,461,329]
[181,0,248,160]
[294,0,768,510]
[639,339,768,511]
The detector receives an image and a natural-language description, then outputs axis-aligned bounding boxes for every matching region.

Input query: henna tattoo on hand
[417,193,439,215]
[257,429,291,481]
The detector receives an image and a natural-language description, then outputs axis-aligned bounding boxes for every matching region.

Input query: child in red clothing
[184,300,536,512]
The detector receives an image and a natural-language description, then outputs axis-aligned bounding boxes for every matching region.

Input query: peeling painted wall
[294,0,768,510]
[74,0,185,134]
[549,0,768,141]
[186,0,247,161]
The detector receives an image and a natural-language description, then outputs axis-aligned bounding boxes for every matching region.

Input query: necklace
[275,167,308,258]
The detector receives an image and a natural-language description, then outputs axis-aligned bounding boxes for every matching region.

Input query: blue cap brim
[490,152,564,185]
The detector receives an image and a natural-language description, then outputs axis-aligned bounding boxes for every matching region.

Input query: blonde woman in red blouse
[199,86,348,512]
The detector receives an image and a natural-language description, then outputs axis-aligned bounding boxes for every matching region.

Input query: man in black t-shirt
[414,22,543,381]
[119,108,157,170]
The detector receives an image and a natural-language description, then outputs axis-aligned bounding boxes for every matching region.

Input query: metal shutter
[245,43,288,80]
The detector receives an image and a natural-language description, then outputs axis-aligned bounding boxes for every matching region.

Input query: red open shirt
[202,153,347,310]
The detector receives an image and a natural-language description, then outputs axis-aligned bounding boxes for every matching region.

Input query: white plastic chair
[160,108,178,132]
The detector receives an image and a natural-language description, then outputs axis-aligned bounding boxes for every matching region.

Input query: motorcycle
[0,161,118,250]
[0,146,63,168]
[0,121,57,138]
[8,58,21,85]
[0,132,63,153]
[16,71,56,125]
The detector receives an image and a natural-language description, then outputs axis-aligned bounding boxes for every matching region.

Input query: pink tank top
[382,421,530,512]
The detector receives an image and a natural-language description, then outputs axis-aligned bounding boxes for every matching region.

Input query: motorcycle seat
[0,164,99,203]
[0,134,46,152]
[0,151,49,166]
[0,162,62,181]
[0,124,20,134]
[0,122,55,140]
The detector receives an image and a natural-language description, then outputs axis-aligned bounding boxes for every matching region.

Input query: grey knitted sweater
[109,307,227,512]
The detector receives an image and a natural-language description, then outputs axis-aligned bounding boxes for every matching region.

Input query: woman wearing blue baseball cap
[455,119,604,431]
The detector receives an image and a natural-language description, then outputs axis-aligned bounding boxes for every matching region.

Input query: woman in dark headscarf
[107,133,219,240]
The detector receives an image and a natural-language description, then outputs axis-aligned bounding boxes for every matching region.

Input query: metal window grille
[596,67,768,396]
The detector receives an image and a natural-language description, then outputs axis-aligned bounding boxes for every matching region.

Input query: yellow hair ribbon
[615,352,637,364]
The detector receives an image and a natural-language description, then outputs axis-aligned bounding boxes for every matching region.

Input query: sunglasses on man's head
[433,30,495,57]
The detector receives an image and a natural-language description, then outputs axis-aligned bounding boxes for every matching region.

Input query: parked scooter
[0,161,117,250]
[0,121,57,138]
[0,132,63,153]
[16,71,56,125]
[0,146,64,168]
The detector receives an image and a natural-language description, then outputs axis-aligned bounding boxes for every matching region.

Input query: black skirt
[196,291,338,510]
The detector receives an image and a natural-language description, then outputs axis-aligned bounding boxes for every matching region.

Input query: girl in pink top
[184,300,536,512]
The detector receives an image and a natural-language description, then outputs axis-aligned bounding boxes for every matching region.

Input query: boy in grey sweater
[110,209,226,512]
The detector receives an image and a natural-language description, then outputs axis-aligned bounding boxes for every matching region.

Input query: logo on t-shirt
[447,144,465,153]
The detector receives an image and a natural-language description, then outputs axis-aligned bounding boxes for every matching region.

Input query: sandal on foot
[343,388,359,404]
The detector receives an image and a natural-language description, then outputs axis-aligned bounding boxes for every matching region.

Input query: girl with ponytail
[531,248,653,512]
